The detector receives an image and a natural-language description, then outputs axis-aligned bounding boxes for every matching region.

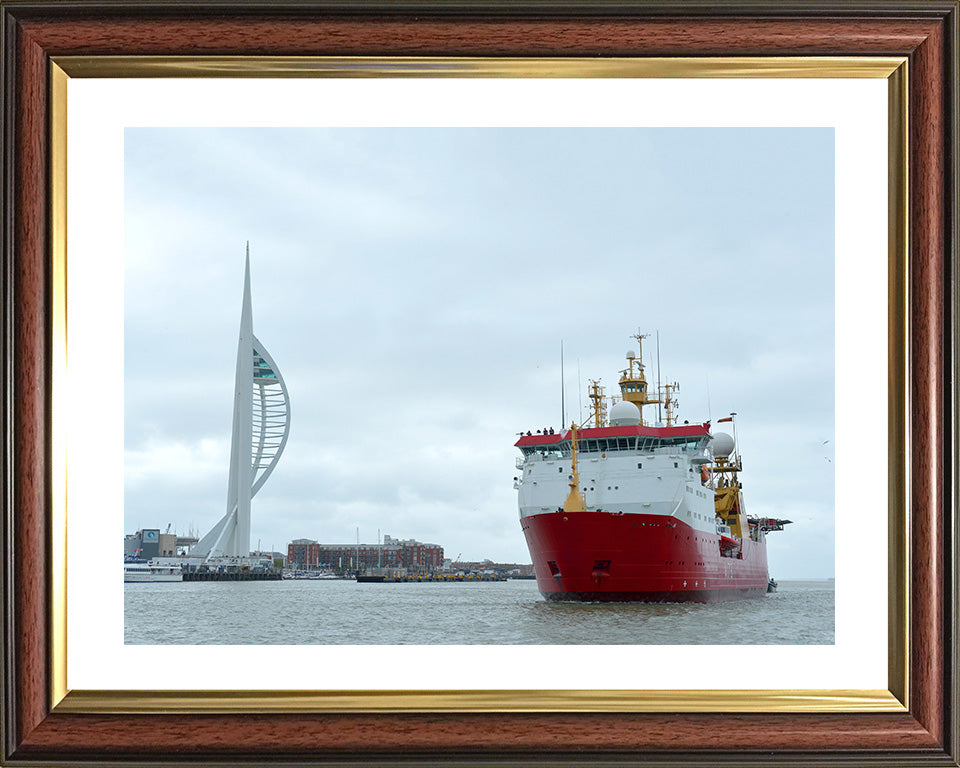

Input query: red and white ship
[515,331,790,603]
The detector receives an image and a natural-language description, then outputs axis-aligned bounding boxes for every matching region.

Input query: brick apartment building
[287,534,443,572]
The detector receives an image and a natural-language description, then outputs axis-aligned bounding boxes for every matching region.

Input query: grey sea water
[125,578,834,645]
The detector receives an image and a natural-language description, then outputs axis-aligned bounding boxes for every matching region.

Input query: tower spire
[190,243,291,560]
[230,244,255,556]
[242,241,252,328]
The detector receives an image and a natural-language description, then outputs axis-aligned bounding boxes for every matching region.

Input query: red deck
[520,510,769,603]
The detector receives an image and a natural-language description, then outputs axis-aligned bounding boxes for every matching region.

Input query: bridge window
[549,434,704,457]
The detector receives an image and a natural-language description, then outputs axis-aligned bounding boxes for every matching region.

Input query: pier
[181,558,282,581]
[183,570,281,582]
[356,573,506,583]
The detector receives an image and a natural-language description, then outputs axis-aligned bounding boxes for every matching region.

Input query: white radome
[712,431,735,457]
[609,400,642,426]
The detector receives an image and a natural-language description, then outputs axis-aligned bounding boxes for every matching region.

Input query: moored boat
[123,559,183,583]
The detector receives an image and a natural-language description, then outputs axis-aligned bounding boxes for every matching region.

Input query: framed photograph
[2,2,957,766]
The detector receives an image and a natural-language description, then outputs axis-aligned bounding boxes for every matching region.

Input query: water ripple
[125,579,834,645]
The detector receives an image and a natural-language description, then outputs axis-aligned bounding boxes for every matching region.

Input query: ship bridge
[516,423,712,459]
[516,422,711,448]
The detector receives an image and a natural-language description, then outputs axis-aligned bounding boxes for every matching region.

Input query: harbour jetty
[356,571,506,583]
[183,569,281,582]
[181,558,281,582]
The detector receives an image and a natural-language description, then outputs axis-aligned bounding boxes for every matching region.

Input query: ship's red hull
[521,511,769,603]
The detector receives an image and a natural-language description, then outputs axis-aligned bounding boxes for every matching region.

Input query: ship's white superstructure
[517,430,722,536]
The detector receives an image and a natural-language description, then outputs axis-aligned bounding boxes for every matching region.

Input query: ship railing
[515,456,527,470]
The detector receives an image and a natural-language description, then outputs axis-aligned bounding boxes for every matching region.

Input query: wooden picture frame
[2,2,957,765]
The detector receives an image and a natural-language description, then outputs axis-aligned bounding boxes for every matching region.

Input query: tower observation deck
[191,244,290,560]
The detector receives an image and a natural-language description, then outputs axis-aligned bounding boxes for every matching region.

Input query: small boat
[123,560,183,583]
[767,578,778,593]
[283,569,340,580]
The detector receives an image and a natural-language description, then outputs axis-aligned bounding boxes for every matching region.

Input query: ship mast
[618,331,662,426]
[662,381,680,427]
[712,414,742,489]
[587,379,607,428]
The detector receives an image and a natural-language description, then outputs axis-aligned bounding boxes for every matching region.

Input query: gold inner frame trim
[53,55,905,79]
[50,61,69,710]
[49,55,909,715]
[57,688,903,714]
[886,60,910,710]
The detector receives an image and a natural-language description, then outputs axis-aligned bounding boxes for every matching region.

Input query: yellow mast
[663,381,679,427]
[587,379,607,428]
[712,414,743,533]
[618,331,661,425]
[563,421,587,513]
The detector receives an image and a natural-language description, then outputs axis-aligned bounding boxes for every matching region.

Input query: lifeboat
[719,533,742,558]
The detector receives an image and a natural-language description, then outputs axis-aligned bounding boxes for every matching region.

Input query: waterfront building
[250,550,287,568]
[288,538,321,568]
[286,534,444,572]
[191,245,290,559]
[124,529,177,559]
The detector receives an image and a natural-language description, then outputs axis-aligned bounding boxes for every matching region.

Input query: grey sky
[124,127,834,578]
